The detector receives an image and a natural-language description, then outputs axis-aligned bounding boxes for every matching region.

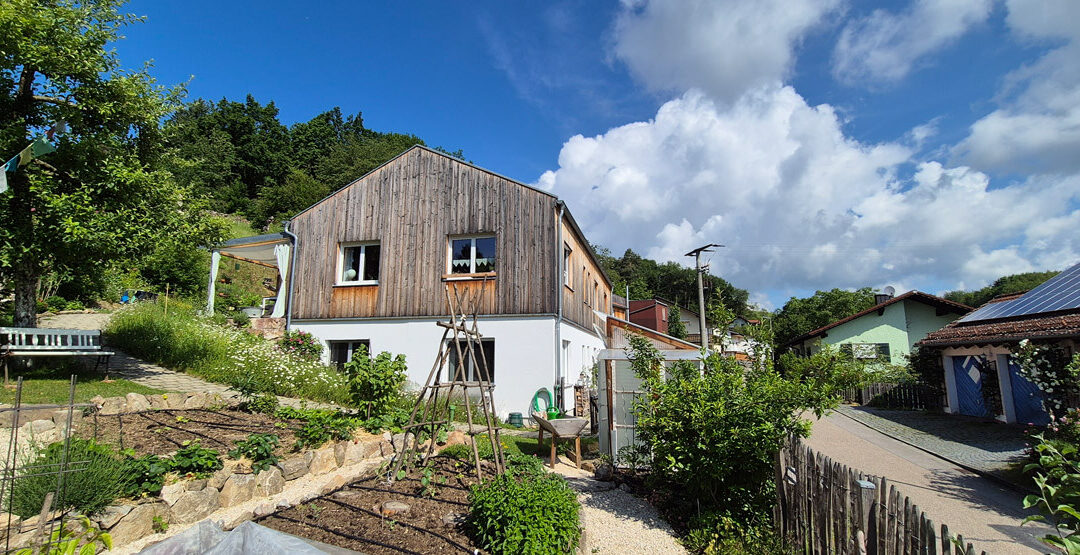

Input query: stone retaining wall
[0,393,393,551]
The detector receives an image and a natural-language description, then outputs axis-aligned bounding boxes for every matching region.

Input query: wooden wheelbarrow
[532,413,588,469]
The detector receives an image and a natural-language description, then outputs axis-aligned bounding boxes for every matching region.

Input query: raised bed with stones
[0,392,394,552]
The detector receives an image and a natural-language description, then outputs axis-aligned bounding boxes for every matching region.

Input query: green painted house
[785,291,972,364]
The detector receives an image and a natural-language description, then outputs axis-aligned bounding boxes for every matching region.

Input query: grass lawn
[0,363,163,405]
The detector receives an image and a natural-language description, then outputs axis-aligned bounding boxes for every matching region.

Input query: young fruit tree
[0,0,220,326]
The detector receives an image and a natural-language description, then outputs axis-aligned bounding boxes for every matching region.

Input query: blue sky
[116,0,1080,309]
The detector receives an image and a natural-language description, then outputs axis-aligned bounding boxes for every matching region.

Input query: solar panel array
[958,261,1080,323]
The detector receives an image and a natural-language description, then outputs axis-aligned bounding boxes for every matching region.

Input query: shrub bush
[468,471,580,554]
[343,344,407,418]
[248,393,280,415]
[10,439,129,517]
[106,301,349,404]
[1022,433,1080,553]
[626,334,845,548]
[44,295,68,312]
[278,330,322,361]
[294,411,359,449]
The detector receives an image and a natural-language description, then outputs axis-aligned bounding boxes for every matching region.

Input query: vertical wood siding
[290,148,557,320]
[561,219,612,331]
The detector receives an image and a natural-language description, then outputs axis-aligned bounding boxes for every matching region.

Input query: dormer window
[449,235,496,274]
[338,242,380,285]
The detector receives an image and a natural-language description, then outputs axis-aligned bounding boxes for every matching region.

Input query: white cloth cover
[205,250,221,315]
[270,244,290,318]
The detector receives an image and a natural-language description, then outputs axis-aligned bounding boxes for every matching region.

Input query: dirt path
[550,461,686,554]
[806,413,1051,554]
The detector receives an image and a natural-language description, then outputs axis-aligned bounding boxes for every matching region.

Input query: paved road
[806,413,1052,554]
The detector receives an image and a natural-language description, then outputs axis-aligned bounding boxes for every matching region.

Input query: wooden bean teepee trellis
[390,282,505,481]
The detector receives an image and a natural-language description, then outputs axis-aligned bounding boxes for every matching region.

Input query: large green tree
[773,288,877,347]
[0,0,220,326]
[944,270,1059,308]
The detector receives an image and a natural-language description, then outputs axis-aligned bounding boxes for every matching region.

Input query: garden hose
[531,387,553,415]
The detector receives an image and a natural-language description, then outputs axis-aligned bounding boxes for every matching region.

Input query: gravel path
[550,462,686,554]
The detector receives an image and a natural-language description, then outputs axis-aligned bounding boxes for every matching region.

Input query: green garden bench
[0,327,114,385]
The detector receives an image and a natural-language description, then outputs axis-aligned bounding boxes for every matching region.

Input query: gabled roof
[917,312,1080,347]
[785,291,972,347]
[285,144,612,287]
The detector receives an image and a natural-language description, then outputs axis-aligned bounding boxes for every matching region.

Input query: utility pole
[685,243,723,351]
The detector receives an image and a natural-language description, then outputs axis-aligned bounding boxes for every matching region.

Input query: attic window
[450,236,496,274]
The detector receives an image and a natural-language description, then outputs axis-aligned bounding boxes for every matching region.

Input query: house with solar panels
[917,261,1080,425]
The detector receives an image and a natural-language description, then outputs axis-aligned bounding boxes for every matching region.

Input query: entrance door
[953,356,989,417]
[1008,358,1051,425]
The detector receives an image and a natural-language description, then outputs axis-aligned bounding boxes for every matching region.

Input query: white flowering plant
[1014,339,1080,417]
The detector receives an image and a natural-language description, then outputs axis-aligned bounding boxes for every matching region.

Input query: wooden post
[575,436,582,469]
[856,479,876,555]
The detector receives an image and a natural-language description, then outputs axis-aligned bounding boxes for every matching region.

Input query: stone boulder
[309,445,338,475]
[94,505,131,530]
[98,397,127,415]
[277,451,313,481]
[220,474,256,507]
[125,393,151,412]
[109,502,166,546]
[147,394,168,410]
[254,467,284,497]
[160,482,186,506]
[170,487,220,524]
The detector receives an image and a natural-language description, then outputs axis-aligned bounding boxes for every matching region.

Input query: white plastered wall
[293,316,557,419]
[557,321,606,414]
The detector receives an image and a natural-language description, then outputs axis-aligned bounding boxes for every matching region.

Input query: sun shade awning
[215,233,290,268]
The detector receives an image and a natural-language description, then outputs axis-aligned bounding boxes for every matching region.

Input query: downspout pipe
[555,201,565,411]
[282,221,299,331]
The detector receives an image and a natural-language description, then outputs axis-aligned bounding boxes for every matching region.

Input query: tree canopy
[0,0,223,325]
[773,288,877,347]
[944,270,1060,308]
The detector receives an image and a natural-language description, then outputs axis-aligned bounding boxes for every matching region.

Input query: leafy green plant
[1022,434,1080,553]
[10,439,130,518]
[343,344,407,418]
[468,471,580,554]
[169,441,223,477]
[295,411,359,449]
[152,514,169,533]
[120,451,170,498]
[229,433,281,473]
[14,515,113,555]
[248,393,280,415]
[278,330,323,361]
[44,295,68,313]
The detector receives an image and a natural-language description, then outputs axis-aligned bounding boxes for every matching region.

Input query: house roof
[606,316,701,350]
[785,291,973,347]
[284,144,612,287]
[917,312,1080,347]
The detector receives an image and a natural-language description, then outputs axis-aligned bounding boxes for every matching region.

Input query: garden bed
[259,456,485,554]
[80,407,303,457]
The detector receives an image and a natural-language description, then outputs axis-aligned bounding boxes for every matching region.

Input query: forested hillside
[592,246,751,317]
[162,97,464,230]
[943,270,1059,308]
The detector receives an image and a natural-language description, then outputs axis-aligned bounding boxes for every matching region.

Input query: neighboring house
[917,261,1080,425]
[210,146,613,417]
[785,291,972,365]
[611,294,628,320]
[628,299,670,335]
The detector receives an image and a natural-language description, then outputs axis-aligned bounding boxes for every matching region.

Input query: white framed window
[338,242,380,285]
[449,235,496,274]
[446,338,495,382]
[563,244,572,287]
[329,339,371,368]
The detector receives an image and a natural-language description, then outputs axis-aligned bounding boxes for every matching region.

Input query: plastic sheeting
[139,520,333,555]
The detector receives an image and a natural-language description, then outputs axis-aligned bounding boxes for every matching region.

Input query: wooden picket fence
[842,382,940,411]
[775,438,987,555]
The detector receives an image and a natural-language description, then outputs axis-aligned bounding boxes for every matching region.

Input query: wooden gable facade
[288,146,610,328]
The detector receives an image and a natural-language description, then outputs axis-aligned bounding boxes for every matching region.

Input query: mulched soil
[259,456,487,555]
[79,408,303,457]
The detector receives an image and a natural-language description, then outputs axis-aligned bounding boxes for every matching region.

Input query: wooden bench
[0,327,114,385]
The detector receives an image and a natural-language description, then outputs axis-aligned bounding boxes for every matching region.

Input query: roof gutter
[282,221,299,331]
[555,202,565,408]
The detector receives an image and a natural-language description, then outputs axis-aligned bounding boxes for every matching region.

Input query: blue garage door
[1008,358,1051,426]
[953,356,989,417]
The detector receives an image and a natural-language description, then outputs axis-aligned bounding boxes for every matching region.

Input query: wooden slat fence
[775,438,987,555]
[842,383,940,411]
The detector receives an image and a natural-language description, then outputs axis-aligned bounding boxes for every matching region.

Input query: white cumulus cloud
[613,0,840,102]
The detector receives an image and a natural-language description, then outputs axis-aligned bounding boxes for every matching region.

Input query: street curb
[834,407,1035,495]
